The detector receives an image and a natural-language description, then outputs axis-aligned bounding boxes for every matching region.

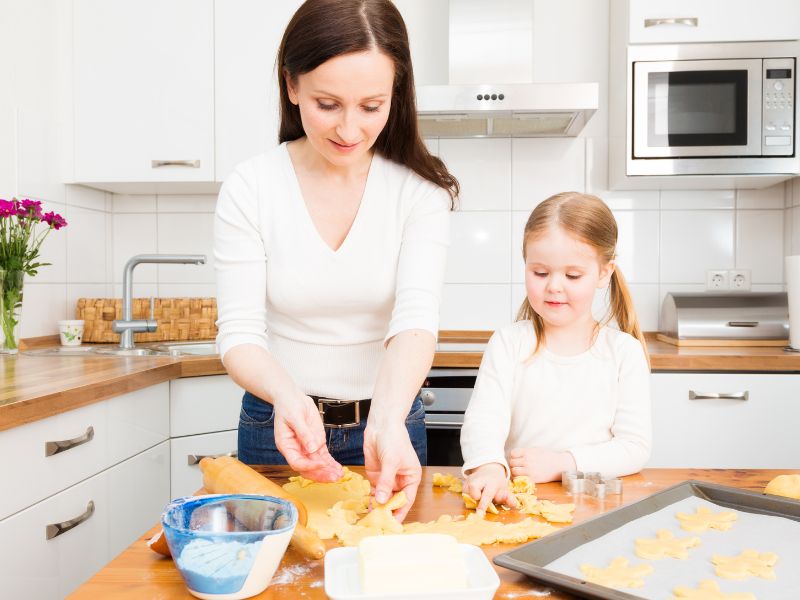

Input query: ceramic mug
[58,319,85,346]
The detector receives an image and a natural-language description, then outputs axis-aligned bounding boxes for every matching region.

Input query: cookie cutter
[561,471,622,499]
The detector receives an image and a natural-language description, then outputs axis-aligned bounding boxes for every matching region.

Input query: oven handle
[425,420,463,429]
[643,17,699,28]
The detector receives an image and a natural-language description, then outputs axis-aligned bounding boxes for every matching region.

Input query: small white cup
[58,319,85,346]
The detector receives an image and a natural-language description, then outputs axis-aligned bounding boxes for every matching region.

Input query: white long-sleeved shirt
[461,320,651,479]
[214,143,450,399]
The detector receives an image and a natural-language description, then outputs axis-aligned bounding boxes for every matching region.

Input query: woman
[214,0,458,520]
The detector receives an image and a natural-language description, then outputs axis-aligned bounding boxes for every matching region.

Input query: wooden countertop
[69,467,797,600]
[2,331,798,432]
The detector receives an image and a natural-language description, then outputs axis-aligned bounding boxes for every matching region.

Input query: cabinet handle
[727,321,758,327]
[424,420,463,429]
[689,391,749,401]
[46,500,95,540]
[644,17,699,28]
[45,426,94,457]
[151,160,201,168]
[187,451,238,466]
[420,390,436,406]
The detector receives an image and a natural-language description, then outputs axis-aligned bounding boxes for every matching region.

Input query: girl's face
[524,225,614,330]
[286,50,394,167]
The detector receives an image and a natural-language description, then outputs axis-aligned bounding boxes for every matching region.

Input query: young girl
[461,192,651,513]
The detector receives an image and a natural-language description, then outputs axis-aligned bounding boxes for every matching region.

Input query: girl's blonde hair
[516,192,649,364]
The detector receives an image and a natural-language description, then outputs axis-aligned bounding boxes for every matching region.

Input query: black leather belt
[312,396,371,428]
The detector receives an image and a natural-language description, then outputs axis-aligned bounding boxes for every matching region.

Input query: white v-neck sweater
[461,321,652,479]
[214,143,451,399]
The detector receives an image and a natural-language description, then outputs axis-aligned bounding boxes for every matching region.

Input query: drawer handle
[46,500,95,540]
[187,451,238,466]
[420,390,436,406]
[424,420,463,429]
[45,426,94,457]
[644,17,699,28]
[689,391,749,401]
[727,321,758,327]
[151,159,201,168]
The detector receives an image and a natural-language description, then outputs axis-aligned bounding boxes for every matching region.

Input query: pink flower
[0,199,15,218]
[43,211,68,230]
[18,199,43,220]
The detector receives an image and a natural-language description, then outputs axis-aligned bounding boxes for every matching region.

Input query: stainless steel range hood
[416,0,598,138]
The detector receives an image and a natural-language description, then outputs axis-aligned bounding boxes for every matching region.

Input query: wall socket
[705,269,751,291]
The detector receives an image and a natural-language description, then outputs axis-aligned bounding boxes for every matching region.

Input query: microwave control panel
[762,58,795,156]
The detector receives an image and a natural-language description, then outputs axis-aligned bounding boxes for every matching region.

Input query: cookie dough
[712,549,778,580]
[510,475,535,495]
[432,472,463,494]
[676,506,737,532]
[580,556,654,589]
[764,474,800,500]
[462,493,499,514]
[635,529,701,560]
[670,579,756,600]
[404,512,557,545]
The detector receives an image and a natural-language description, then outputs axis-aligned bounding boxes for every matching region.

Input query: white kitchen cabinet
[170,430,238,498]
[73,0,214,186]
[649,373,800,469]
[627,0,800,44]
[0,383,169,521]
[0,441,169,599]
[214,0,303,182]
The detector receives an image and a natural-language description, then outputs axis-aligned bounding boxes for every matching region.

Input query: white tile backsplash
[66,206,108,283]
[660,210,734,283]
[157,194,217,213]
[736,210,784,283]
[660,190,735,210]
[156,213,215,283]
[511,138,585,211]
[112,213,158,282]
[737,184,785,210]
[113,194,156,213]
[20,282,68,337]
[438,138,511,211]
[440,284,511,330]
[29,200,67,284]
[446,212,511,284]
[613,210,659,284]
[65,184,107,211]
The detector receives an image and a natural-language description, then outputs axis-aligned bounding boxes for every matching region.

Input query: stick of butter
[358,533,468,594]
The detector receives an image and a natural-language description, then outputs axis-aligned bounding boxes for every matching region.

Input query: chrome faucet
[113,254,206,350]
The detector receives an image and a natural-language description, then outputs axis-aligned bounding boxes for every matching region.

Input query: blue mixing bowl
[161,494,297,599]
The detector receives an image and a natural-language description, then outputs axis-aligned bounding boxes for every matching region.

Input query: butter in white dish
[358,533,467,594]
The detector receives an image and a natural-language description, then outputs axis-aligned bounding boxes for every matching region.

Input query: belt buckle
[317,398,361,429]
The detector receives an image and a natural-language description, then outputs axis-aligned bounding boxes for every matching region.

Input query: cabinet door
[649,373,800,468]
[73,0,214,183]
[214,0,303,182]
[170,375,244,437]
[107,441,170,560]
[170,430,239,499]
[0,468,108,599]
[629,0,800,44]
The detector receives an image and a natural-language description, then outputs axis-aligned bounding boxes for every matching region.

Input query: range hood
[416,0,598,138]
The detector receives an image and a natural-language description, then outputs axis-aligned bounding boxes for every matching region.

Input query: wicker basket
[76,297,217,343]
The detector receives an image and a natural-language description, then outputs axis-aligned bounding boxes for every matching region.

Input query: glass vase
[0,269,24,354]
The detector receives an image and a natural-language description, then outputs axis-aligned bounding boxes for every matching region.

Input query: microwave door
[633,59,763,158]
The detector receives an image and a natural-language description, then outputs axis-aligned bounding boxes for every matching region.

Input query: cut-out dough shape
[676,506,737,532]
[712,549,778,580]
[670,579,756,600]
[580,557,653,589]
[635,529,701,560]
[516,496,574,523]
[404,512,556,545]
[764,474,800,500]
[432,472,463,493]
[356,491,406,533]
[462,493,499,514]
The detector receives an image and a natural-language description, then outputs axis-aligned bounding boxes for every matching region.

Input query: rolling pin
[199,456,325,560]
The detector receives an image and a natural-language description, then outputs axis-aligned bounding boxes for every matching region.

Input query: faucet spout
[114,254,207,349]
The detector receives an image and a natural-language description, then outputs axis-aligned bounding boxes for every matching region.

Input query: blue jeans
[238,391,427,466]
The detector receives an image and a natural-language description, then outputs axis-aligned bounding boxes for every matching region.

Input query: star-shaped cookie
[635,529,701,560]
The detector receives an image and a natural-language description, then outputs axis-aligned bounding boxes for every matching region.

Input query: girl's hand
[363,424,421,522]
[508,447,576,483]
[464,463,519,515]
[272,392,343,482]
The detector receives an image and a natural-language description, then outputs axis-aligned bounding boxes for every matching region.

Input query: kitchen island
[69,466,797,600]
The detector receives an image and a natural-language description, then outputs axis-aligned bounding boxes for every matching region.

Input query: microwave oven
[627,41,799,177]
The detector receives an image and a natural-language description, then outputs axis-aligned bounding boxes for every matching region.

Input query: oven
[421,368,478,467]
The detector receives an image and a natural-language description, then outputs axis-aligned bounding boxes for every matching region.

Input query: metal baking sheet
[494,480,800,600]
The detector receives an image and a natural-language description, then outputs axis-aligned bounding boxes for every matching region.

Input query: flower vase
[0,269,24,354]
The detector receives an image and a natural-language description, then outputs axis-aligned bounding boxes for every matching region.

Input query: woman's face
[286,50,395,167]
[524,225,614,330]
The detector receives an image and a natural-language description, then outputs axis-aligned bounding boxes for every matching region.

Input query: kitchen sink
[23,340,218,358]
[149,341,218,356]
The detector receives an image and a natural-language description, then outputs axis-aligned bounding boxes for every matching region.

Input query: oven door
[633,58,763,158]
[421,369,477,467]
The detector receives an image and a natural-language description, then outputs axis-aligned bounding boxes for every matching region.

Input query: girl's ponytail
[607,266,650,366]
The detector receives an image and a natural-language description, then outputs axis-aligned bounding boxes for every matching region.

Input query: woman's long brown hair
[276,0,459,204]
[516,192,649,365]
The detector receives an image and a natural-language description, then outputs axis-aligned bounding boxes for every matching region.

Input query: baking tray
[493,480,800,600]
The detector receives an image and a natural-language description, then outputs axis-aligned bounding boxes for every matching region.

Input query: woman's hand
[508,447,576,483]
[363,424,421,522]
[272,392,343,482]
[464,463,518,515]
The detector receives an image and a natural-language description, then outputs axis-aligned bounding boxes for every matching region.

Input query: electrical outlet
[706,270,729,290]
[730,269,751,290]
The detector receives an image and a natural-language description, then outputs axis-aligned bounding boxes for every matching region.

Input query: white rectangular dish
[324,543,500,600]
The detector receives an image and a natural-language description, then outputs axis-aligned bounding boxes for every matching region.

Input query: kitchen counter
[69,466,797,599]
[2,332,799,432]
